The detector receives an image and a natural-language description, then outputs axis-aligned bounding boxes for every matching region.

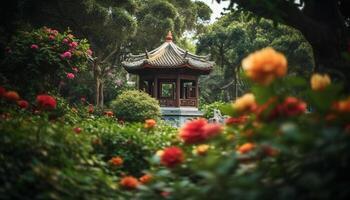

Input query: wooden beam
[176,74,180,107]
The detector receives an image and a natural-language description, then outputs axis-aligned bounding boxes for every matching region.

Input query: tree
[221,0,350,89]
[197,11,314,102]
[0,0,137,107]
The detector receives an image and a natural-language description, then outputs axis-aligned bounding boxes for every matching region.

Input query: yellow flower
[242,47,287,85]
[310,73,331,91]
[195,144,210,155]
[155,150,164,157]
[232,93,257,113]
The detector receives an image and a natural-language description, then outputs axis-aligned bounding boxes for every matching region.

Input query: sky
[198,0,231,23]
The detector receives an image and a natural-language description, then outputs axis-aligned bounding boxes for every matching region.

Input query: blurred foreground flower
[139,174,153,184]
[180,118,222,144]
[242,47,287,85]
[17,100,29,109]
[161,147,184,168]
[4,91,20,101]
[120,176,139,189]
[310,73,331,91]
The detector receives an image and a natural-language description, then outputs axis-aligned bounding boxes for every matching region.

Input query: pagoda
[122,31,214,126]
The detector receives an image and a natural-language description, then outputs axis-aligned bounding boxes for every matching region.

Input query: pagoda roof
[122,32,214,74]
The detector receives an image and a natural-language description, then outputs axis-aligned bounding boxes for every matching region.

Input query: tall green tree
[197,11,314,102]
[221,0,350,89]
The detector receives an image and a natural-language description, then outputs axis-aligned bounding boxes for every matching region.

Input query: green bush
[81,118,177,176]
[111,90,161,122]
[200,101,226,118]
[0,116,122,200]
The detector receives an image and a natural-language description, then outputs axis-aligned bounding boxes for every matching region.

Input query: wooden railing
[180,99,196,107]
[159,99,197,107]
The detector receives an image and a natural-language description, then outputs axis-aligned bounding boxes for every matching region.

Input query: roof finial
[166,31,173,42]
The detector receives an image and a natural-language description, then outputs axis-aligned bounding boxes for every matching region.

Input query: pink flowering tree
[1,27,91,97]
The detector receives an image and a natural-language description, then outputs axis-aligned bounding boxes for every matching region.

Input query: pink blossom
[49,35,55,40]
[31,44,39,50]
[72,67,79,73]
[63,38,69,44]
[50,29,59,36]
[69,42,78,48]
[66,73,75,79]
[60,51,72,59]
[87,49,93,56]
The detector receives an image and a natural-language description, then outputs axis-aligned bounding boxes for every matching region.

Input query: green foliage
[0,116,121,200]
[110,90,161,122]
[1,27,90,98]
[197,11,314,102]
[82,118,177,176]
[200,101,226,118]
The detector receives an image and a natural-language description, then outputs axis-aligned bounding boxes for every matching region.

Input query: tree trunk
[99,80,104,108]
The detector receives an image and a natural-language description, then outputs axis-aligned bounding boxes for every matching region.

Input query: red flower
[203,123,222,138]
[281,96,306,117]
[160,147,184,168]
[36,94,57,109]
[179,118,222,144]
[225,115,248,125]
[73,127,82,134]
[0,86,6,97]
[4,91,20,101]
[17,100,29,109]
[30,44,39,50]
[66,73,75,79]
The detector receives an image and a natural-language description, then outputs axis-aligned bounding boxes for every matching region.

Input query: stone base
[161,107,203,127]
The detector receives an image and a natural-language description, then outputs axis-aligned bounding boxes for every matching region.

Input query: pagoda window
[181,80,196,99]
[159,81,175,99]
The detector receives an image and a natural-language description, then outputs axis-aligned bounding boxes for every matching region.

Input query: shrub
[1,27,91,97]
[0,116,121,200]
[81,118,178,176]
[200,101,226,118]
[111,90,161,122]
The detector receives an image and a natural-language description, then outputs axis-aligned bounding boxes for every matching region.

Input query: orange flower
[139,174,153,184]
[310,73,331,91]
[232,93,257,113]
[104,111,113,117]
[4,91,20,101]
[109,156,123,166]
[333,98,350,113]
[120,176,139,189]
[242,47,287,85]
[225,115,248,125]
[144,119,156,129]
[237,143,255,154]
[195,144,209,155]
[88,104,94,113]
